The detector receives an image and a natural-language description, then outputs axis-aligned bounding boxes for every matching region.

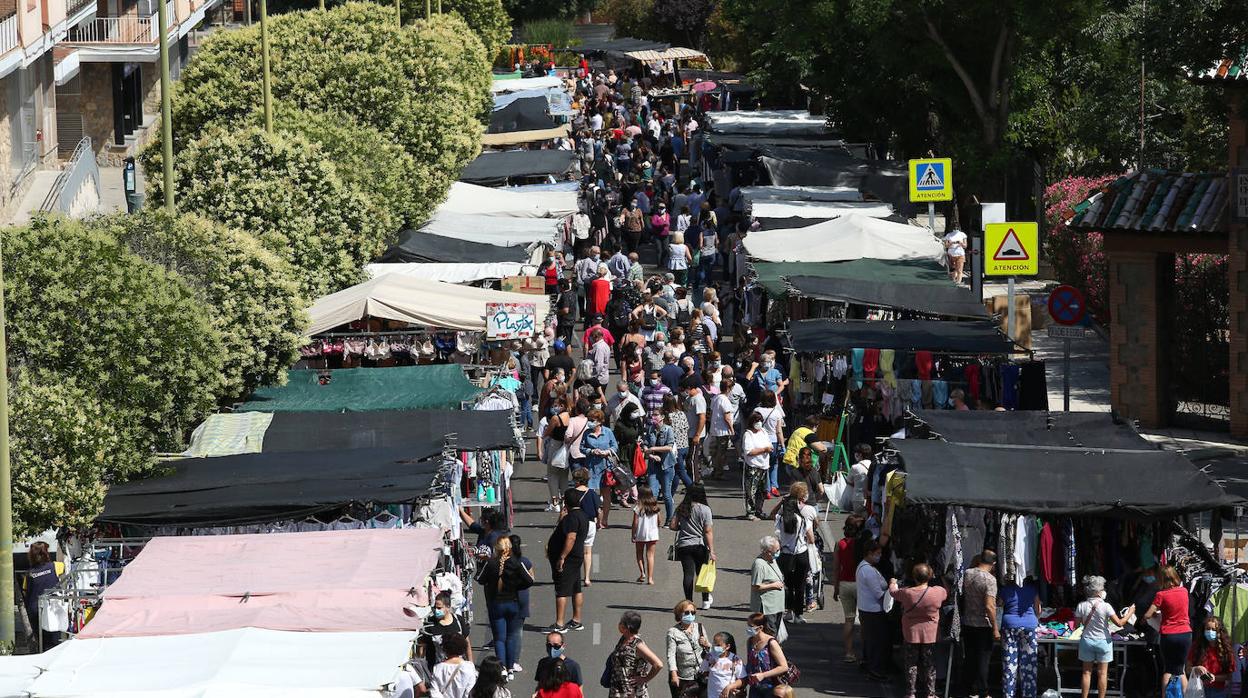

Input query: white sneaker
[701,595,713,610]
[545,503,557,512]
[512,663,523,673]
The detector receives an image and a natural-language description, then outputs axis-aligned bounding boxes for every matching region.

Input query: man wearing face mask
[607,380,642,425]
[642,368,672,417]
[535,631,582,687]
[746,350,789,400]
[856,540,891,681]
[623,198,645,253]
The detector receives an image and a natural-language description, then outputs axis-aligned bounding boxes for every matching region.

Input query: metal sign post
[928,201,936,234]
[1047,285,1088,412]
[1007,277,1016,346]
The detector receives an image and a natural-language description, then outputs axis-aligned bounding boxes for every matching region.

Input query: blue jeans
[647,464,675,521]
[674,447,693,488]
[768,443,782,490]
[518,394,533,429]
[488,600,522,668]
[699,252,717,288]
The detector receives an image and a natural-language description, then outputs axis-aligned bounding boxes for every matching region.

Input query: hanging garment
[1039,522,1057,584]
[932,380,949,410]
[880,350,897,388]
[1018,361,1049,410]
[1213,584,1248,645]
[1063,519,1077,585]
[862,348,880,383]
[921,381,934,409]
[851,348,865,389]
[911,380,923,409]
[1001,364,1021,410]
[915,351,934,381]
[964,364,981,403]
[831,354,848,379]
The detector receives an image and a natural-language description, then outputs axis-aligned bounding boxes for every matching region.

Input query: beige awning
[480,124,571,146]
[623,47,706,62]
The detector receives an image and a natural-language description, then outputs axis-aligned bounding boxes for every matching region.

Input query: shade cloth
[378,228,532,264]
[488,96,556,134]
[441,181,578,218]
[493,87,575,116]
[99,447,442,525]
[3,628,417,698]
[419,210,561,247]
[706,110,829,137]
[490,75,563,93]
[481,125,571,146]
[623,46,706,61]
[743,214,943,263]
[707,133,852,150]
[303,274,550,336]
[365,262,528,284]
[910,410,1153,449]
[894,439,1243,517]
[460,150,577,184]
[787,319,1014,354]
[182,412,273,457]
[741,185,863,202]
[77,529,442,638]
[241,366,480,412]
[750,259,986,318]
[749,200,894,220]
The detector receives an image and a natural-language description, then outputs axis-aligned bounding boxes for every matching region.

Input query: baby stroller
[603,451,637,508]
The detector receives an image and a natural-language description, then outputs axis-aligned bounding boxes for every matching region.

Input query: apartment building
[0,0,221,211]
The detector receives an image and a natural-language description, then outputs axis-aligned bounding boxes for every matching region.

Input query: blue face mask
[1205,630,1218,642]
[709,645,724,657]
[548,646,564,659]
[432,609,445,620]
[1142,575,1156,584]
[681,613,696,625]
[745,626,759,637]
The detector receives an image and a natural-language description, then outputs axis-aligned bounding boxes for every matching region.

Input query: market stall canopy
[459,150,577,185]
[78,529,443,637]
[99,449,442,525]
[750,200,894,220]
[418,210,561,247]
[787,319,1014,354]
[184,408,516,458]
[706,110,830,137]
[894,439,1243,517]
[910,410,1151,449]
[743,214,943,263]
[488,96,556,133]
[741,185,863,203]
[481,125,571,147]
[303,273,550,336]
[622,46,706,61]
[493,87,575,117]
[378,228,532,264]
[751,259,987,318]
[366,261,528,284]
[1,628,418,697]
[490,75,563,93]
[706,133,854,150]
[241,366,481,412]
[571,37,669,53]
[441,181,578,218]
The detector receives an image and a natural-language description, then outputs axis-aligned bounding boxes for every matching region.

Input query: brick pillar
[1108,250,1172,427]
[1228,89,1248,436]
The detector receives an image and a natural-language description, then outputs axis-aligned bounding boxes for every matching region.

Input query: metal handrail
[0,12,18,54]
[40,137,100,214]
[66,0,96,17]
[66,15,153,43]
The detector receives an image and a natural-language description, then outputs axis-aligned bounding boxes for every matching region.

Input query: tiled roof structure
[1066,170,1228,235]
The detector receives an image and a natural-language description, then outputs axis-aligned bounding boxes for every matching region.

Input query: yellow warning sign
[908,158,953,202]
[984,222,1038,276]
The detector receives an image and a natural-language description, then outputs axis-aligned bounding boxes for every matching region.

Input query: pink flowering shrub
[1044,175,1118,321]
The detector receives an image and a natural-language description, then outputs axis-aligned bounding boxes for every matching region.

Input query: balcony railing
[0,12,18,54]
[66,15,152,43]
[66,0,96,18]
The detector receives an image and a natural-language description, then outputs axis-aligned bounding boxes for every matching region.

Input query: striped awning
[623,47,706,62]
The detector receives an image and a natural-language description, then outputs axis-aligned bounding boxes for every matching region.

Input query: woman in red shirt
[831,515,865,663]
[536,657,583,698]
[1145,565,1192,695]
[1189,616,1235,698]
[587,265,612,318]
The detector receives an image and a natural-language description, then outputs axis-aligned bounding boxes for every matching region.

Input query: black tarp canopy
[262,409,514,453]
[378,229,531,263]
[910,410,1152,449]
[787,319,1014,354]
[894,439,1243,517]
[785,260,988,319]
[99,448,442,525]
[488,96,556,134]
[460,150,577,185]
[569,37,669,53]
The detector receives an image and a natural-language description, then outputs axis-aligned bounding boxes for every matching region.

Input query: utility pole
[0,246,13,650]
[259,0,273,134]
[157,0,174,212]
[423,0,428,19]
[318,0,323,10]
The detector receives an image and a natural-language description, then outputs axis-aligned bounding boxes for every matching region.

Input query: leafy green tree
[3,218,223,451]
[401,0,512,55]
[11,371,154,537]
[94,210,308,401]
[503,0,593,23]
[159,127,379,298]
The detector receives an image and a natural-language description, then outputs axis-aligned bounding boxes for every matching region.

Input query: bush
[95,210,308,401]
[1043,175,1117,321]
[11,371,154,537]
[3,218,223,451]
[520,18,572,46]
[162,127,380,298]
[433,0,512,55]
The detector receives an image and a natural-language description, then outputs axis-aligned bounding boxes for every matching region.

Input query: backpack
[675,299,692,327]
[608,297,632,328]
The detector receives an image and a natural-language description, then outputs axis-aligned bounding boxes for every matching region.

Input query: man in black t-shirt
[555,279,577,343]
[534,630,583,686]
[545,341,576,382]
[546,489,589,632]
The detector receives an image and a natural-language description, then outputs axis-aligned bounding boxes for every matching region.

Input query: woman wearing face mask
[608,611,664,698]
[700,632,745,698]
[544,399,573,512]
[581,408,619,531]
[730,613,792,698]
[632,293,669,342]
[771,483,817,624]
[670,485,716,609]
[643,411,677,523]
[417,591,473,671]
[751,391,786,498]
[750,536,786,637]
[1145,565,1192,696]
[666,600,711,697]
[1188,616,1235,698]
[741,412,774,520]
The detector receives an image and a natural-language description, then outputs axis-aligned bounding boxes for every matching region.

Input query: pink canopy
[78,528,443,638]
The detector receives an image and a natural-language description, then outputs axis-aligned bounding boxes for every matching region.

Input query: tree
[3,218,223,451]
[650,0,714,49]
[160,127,380,298]
[503,0,594,23]
[401,0,512,56]
[94,210,308,401]
[10,371,154,537]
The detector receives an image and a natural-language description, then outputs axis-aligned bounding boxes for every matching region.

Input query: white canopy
[0,628,416,698]
[490,75,564,93]
[740,185,863,203]
[306,274,549,336]
[419,210,560,247]
[365,262,530,284]
[750,200,894,220]
[440,182,577,219]
[705,110,829,136]
[743,214,943,264]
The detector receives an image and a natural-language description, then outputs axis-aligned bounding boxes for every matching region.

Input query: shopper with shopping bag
[669,484,716,609]
[694,561,717,595]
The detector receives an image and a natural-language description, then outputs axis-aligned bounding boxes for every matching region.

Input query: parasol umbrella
[692,80,717,92]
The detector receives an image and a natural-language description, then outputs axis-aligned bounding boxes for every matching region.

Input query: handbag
[600,654,614,688]
[548,441,569,469]
[766,638,800,685]
[632,443,647,478]
[775,618,788,644]
[694,561,717,593]
[667,544,677,561]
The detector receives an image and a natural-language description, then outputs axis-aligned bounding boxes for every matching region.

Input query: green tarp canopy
[752,259,987,318]
[239,365,482,412]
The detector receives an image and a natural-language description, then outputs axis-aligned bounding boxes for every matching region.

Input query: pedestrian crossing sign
[908,158,953,202]
[984,222,1038,276]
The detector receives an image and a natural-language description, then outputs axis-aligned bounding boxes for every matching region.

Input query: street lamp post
[157,0,174,212]
[259,0,273,134]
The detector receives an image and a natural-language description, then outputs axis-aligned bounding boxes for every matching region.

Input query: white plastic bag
[824,472,848,512]
[1183,669,1205,698]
